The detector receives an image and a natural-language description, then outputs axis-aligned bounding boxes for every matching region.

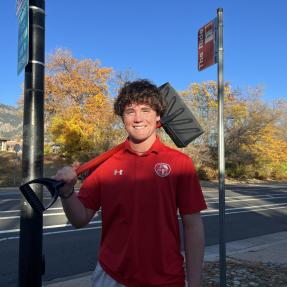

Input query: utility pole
[217,8,226,287]
[197,8,226,286]
[18,0,45,286]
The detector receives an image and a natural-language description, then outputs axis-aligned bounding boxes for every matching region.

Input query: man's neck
[128,134,157,155]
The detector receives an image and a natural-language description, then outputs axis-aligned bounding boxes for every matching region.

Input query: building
[0,138,8,151]
[6,140,22,153]
[0,138,22,153]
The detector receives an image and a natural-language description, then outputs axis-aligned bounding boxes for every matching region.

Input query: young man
[54,80,207,287]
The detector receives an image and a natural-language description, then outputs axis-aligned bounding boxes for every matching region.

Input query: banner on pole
[17,0,29,75]
[198,18,217,71]
[16,0,25,16]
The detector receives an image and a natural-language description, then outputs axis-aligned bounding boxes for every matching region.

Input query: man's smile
[133,125,146,129]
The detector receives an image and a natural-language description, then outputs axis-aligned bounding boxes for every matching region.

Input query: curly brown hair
[114,79,165,116]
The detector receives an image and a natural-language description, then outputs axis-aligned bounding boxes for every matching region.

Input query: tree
[241,95,287,178]
[45,49,117,160]
[181,81,243,178]
[181,82,287,180]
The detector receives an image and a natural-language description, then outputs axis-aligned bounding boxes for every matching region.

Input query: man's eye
[125,110,134,114]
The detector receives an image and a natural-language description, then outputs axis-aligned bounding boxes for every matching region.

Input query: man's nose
[134,111,144,122]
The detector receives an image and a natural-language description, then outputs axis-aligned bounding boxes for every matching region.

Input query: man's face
[123,103,160,144]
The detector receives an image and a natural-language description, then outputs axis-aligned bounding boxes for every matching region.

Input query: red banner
[198,18,217,71]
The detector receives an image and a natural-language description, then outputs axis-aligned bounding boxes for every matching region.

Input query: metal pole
[217,8,226,287]
[18,0,45,286]
[14,152,17,185]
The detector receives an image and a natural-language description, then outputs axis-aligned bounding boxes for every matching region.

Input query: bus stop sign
[198,18,217,71]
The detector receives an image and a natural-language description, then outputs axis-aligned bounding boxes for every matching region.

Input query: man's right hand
[53,165,95,228]
[53,166,78,197]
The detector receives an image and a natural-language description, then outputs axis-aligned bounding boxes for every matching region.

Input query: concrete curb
[205,231,287,263]
[43,272,92,287]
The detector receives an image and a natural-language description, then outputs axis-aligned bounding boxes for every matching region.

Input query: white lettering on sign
[205,27,214,44]
[199,52,204,70]
[198,28,204,49]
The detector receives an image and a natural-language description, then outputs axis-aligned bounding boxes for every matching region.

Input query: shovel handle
[75,142,125,176]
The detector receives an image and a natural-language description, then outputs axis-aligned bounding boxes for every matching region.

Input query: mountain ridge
[0,103,22,139]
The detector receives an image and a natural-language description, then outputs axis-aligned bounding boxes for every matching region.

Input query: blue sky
[1,0,286,106]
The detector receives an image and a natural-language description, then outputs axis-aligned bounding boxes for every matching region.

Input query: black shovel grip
[19,178,65,213]
[20,183,45,213]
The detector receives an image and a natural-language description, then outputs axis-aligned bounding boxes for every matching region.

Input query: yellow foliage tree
[181,81,247,177]
[181,81,287,179]
[242,97,287,178]
[45,49,117,160]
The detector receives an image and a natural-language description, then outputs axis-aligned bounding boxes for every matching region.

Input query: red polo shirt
[78,137,207,287]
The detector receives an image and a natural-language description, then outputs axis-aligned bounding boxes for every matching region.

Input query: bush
[196,164,217,180]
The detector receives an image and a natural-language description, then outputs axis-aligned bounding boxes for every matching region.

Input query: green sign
[17,0,29,75]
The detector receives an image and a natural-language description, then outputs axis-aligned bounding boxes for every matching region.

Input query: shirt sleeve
[176,156,207,215]
[77,171,101,211]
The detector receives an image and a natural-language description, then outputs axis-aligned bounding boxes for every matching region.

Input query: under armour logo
[114,169,124,175]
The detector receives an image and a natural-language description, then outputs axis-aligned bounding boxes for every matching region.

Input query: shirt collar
[124,136,163,156]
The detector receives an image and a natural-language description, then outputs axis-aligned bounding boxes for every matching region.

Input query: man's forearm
[61,191,93,228]
[183,214,205,287]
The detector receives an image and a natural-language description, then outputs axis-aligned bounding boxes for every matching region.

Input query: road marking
[0,199,20,203]
[202,205,287,217]
[204,202,287,213]
[0,207,63,214]
[1,201,287,220]
[0,212,66,220]
[1,194,286,216]
[220,202,287,211]
[44,225,102,236]
[0,225,103,242]
[1,204,287,241]
[0,197,61,202]
[0,208,101,218]
[0,220,102,237]
[206,194,287,202]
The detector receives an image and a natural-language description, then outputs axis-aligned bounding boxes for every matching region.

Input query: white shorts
[91,263,126,287]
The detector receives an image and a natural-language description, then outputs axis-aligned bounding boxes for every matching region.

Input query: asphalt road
[0,182,287,286]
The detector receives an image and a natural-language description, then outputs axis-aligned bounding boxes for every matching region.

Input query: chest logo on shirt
[114,169,124,175]
[154,163,171,177]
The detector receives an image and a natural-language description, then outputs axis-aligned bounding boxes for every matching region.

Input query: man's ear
[156,115,161,127]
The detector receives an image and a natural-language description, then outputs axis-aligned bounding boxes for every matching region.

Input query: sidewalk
[43,231,287,286]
